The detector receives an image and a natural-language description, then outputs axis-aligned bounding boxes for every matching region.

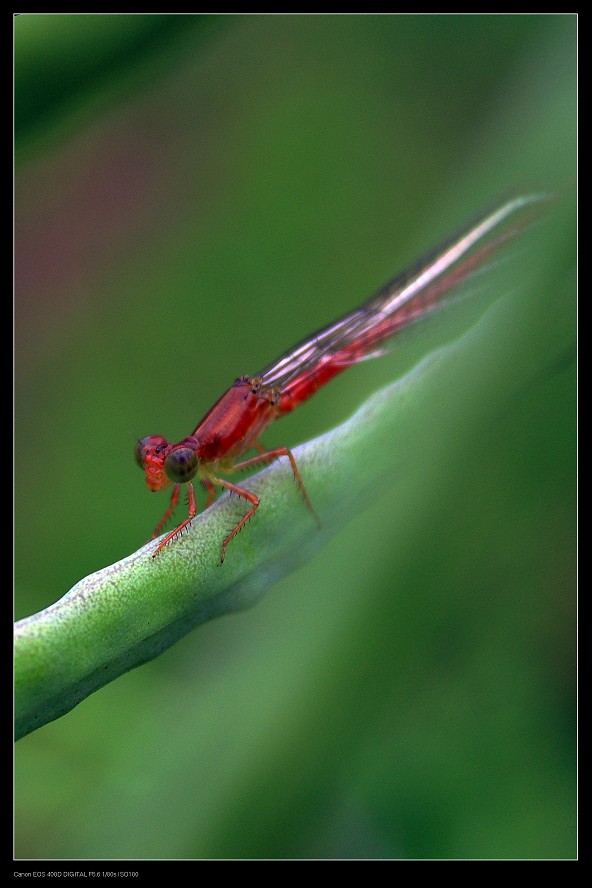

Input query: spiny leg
[151,483,181,539]
[228,444,321,528]
[211,476,260,564]
[151,449,319,563]
[201,477,217,510]
[151,482,198,558]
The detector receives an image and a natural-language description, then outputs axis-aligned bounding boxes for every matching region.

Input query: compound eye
[134,438,149,469]
[164,447,198,483]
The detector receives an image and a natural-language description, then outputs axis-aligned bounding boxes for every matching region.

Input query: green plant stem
[14,212,574,740]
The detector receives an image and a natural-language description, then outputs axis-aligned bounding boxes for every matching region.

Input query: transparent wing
[256,194,547,397]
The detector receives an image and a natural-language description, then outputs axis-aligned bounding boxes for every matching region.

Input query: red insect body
[135,194,544,562]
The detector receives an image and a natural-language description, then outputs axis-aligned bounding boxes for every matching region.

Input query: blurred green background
[15,14,576,860]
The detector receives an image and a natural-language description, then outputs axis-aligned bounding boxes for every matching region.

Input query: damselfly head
[134,435,174,491]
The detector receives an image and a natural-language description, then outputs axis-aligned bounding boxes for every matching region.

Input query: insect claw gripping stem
[150,481,198,559]
[212,475,261,564]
